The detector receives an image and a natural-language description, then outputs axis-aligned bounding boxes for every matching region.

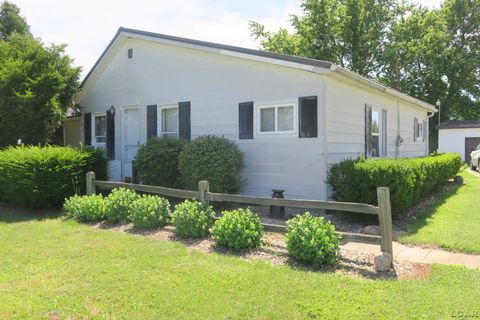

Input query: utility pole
[396,59,400,91]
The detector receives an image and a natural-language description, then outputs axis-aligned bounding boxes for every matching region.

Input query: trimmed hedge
[178,135,245,194]
[0,145,106,208]
[135,137,186,188]
[327,153,463,216]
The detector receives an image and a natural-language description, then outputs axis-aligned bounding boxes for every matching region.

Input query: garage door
[465,137,480,164]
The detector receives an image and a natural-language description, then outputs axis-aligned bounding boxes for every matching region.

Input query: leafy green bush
[172,199,215,238]
[0,145,106,208]
[286,213,340,267]
[211,208,262,251]
[64,194,105,222]
[129,195,170,229]
[178,135,245,193]
[83,146,108,181]
[327,153,463,216]
[135,137,186,187]
[104,188,139,223]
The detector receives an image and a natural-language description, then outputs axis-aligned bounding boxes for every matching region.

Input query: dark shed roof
[438,120,480,129]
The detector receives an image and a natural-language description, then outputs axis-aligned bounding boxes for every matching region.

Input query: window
[94,114,106,143]
[259,104,295,133]
[371,109,380,157]
[127,48,133,59]
[159,105,178,137]
[418,122,423,140]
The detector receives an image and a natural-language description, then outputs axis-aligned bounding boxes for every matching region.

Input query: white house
[76,27,436,200]
[438,120,480,164]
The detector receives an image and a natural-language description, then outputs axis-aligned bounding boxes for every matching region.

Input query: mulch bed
[91,221,431,281]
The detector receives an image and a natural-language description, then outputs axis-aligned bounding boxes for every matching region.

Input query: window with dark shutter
[146,105,157,141]
[84,112,92,146]
[365,104,372,157]
[178,101,191,141]
[106,108,115,160]
[239,102,253,139]
[299,96,318,138]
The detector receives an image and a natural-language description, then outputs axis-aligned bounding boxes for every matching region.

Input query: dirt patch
[91,221,431,281]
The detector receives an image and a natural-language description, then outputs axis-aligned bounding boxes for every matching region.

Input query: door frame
[121,104,141,179]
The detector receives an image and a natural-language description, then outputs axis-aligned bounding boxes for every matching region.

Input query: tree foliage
[251,0,480,150]
[0,1,30,40]
[0,1,80,146]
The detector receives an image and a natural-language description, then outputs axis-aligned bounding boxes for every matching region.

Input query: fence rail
[86,171,393,266]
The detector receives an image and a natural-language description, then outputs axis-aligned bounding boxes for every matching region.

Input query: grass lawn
[0,211,479,319]
[399,170,480,254]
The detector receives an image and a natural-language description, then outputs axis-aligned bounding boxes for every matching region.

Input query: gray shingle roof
[438,120,480,129]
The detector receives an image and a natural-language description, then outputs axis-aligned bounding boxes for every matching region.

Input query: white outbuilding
[438,120,480,163]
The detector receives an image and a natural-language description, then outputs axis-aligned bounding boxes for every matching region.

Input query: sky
[12,0,444,79]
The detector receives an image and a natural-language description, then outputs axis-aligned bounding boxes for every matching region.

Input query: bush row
[0,145,106,208]
[327,153,463,216]
[135,135,245,194]
[64,190,340,267]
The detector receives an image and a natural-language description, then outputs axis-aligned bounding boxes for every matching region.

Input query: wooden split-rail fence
[86,171,393,265]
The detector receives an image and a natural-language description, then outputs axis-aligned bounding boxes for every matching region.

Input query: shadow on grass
[399,181,463,237]
[0,203,63,223]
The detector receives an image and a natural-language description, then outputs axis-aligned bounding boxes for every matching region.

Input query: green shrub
[83,146,108,181]
[64,194,105,222]
[104,188,139,223]
[211,208,262,251]
[135,137,186,187]
[172,199,215,238]
[178,135,245,193]
[129,194,170,229]
[286,213,340,267]
[327,153,463,216]
[0,145,106,208]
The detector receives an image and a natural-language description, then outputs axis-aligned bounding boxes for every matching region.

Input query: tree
[251,0,480,151]
[0,1,30,40]
[0,2,80,146]
[250,0,400,77]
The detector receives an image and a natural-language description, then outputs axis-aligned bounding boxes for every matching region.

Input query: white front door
[122,107,140,179]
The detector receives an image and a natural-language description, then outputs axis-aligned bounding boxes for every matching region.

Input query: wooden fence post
[86,171,96,196]
[377,187,393,266]
[198,180,209,205]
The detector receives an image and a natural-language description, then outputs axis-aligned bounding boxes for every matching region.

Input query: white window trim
[371,108,382,158]
[158,104,179,136]
[257,102,297,135]
[92,112,106,147]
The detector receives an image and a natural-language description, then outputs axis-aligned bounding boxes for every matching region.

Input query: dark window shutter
[84,112,92,146]
[414,118,418,142]
[147,105,157,141]
[423,120,426,142]
[299,96,318,138]
[178,101,191,141]
[239,102,253,139]
[382,109,387,157]
[106,108,115,160]
[365,104,372,157]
